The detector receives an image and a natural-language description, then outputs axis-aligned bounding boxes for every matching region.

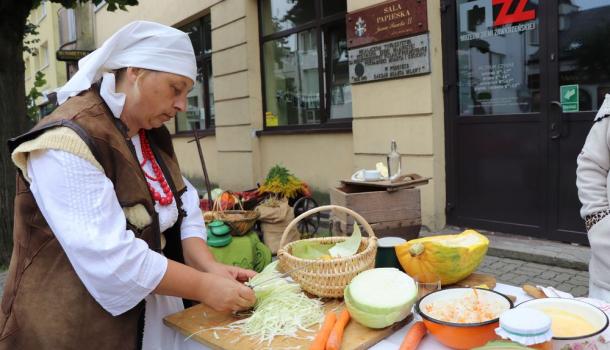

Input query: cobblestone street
[477,255,589,297]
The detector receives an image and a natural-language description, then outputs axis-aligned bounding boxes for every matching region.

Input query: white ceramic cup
[351,169,382,181]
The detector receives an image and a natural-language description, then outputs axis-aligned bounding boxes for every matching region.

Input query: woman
[576,94,610,303]
[1,21,256,349]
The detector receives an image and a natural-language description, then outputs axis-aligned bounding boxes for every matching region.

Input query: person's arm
[179,177,256,282]
[154,259,255,312]
[182,237,257,282]
[28,149,254,314]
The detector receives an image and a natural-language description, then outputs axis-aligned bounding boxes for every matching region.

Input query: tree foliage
[26,71,47,122]
[23,20,40,56]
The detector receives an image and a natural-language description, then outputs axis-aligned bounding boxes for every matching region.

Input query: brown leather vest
[0,89,187,350]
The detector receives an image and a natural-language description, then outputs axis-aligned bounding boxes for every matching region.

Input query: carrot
[326,309,351,350]
[309,312,337,350]
[399,321,427,350]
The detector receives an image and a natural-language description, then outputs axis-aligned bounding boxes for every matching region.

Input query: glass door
[447,0,546,238]
[548,0,610,243]
[444,0,610,244]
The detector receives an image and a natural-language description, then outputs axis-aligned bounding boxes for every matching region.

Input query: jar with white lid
[495,308,553,350]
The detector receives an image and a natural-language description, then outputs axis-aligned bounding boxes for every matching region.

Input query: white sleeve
[27,149,168,316]
[179,177,207,241]
[577,116,610,219]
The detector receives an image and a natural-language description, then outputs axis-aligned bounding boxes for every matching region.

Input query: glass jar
[496,308,553,350]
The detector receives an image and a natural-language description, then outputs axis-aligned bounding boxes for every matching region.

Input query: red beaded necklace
[139,130,174,206]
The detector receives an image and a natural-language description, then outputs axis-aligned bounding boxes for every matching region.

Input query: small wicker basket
[217,210,259,236]
[205,194,259,236]
[277,205,377,298]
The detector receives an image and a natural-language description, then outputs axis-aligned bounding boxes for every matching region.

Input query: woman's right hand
[154,260,256,313]
[200,274,256,313]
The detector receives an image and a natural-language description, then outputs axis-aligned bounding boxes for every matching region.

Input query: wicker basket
[205,194,259,236]
[277,205,377,298]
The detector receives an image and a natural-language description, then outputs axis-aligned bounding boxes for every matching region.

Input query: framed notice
[349,33,430,84]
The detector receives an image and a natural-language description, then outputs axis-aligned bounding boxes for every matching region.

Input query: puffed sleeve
[179,177,207,241]
[28,149,168,316]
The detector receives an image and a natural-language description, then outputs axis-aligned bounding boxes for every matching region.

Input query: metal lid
[207,220,232,236]
[377,237,406,248]
[206,233,232,247]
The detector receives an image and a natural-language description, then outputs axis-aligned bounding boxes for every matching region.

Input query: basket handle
[279,205,376,249]
[211,196,223,212]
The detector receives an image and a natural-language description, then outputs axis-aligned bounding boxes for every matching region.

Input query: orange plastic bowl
[415,288,513,349]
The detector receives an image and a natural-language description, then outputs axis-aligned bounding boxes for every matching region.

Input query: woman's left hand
[207,262,256,283]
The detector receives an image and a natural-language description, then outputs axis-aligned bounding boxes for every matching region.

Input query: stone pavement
[423,225,591,297]
[476,255,589,297]
[421,226,590,271]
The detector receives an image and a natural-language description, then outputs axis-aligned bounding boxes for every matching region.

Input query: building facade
[24,1,96,117]
[24,0,68,115]
[92,0,602,244]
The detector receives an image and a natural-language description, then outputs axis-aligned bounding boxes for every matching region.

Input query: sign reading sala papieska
[346,0,428,48]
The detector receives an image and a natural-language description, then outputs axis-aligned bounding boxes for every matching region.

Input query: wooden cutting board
[448,273,517,303]
[164,300,413,350]
[452,272,497,289]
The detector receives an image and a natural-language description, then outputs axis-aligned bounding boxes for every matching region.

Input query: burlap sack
[256,199,300,254]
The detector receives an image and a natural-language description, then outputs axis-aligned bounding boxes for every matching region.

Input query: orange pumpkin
[395,230,489,285]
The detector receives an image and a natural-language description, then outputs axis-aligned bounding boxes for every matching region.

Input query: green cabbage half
[344,268,417,328]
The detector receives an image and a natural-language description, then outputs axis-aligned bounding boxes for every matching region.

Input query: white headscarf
[57,20,197,105]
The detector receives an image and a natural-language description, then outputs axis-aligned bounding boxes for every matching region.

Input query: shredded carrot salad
[423,289,508,323]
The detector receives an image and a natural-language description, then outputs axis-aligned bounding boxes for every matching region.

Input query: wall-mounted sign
[349,33,430,84]
[56,50,92,62]
[560,84,579,112]
[457,0,537,43]
[346,0,428,48]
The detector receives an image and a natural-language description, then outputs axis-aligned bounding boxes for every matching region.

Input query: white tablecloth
[370,283,530,350]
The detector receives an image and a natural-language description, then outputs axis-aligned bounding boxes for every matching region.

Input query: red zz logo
[492,0,536,26]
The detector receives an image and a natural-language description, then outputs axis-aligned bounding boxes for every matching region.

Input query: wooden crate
[329,185,421,240]
[331,218,420,240]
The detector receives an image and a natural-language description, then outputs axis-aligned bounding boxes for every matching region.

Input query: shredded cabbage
[229,261,325,344]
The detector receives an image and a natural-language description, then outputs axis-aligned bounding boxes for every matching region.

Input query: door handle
[549,100,562,140]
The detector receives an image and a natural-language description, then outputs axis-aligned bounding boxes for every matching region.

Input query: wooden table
[164,283,529,350]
